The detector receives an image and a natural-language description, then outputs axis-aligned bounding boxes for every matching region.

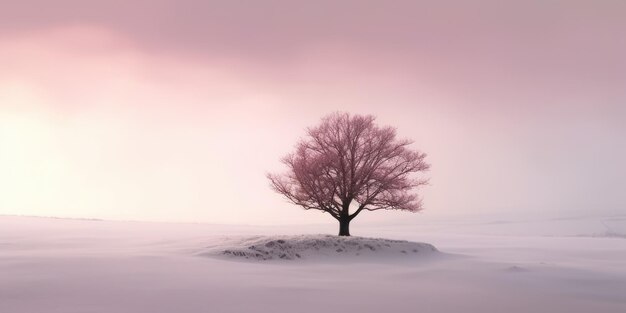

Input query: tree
[267,112,430,236]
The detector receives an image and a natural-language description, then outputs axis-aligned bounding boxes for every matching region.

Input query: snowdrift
[198,234,439,261]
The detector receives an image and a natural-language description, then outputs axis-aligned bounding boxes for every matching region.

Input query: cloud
[0,2,624,223]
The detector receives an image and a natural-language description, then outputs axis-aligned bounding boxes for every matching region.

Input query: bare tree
[268,112,430,236]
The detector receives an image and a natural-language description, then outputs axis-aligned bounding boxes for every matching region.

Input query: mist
[1,1,624,224]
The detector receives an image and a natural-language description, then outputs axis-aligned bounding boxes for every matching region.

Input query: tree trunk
[338,217,351,236]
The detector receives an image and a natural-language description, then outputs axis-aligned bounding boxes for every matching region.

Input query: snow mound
[198,234,439,261]
[505,265,529,273]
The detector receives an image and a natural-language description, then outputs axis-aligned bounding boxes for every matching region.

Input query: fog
[1,1,624,224]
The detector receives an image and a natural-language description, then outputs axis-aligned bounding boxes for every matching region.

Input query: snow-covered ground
[201,234,439,261]
[1,215,625,313]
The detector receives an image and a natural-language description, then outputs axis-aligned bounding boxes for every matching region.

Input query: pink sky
[1,1,625,224]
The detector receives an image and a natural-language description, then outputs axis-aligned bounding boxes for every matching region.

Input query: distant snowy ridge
[197,235,439,261]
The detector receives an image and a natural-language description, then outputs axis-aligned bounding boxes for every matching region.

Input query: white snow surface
[200,234,439,261]
[1,215,625,313]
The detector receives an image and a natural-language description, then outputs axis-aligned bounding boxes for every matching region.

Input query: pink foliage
[268,112,429,233]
